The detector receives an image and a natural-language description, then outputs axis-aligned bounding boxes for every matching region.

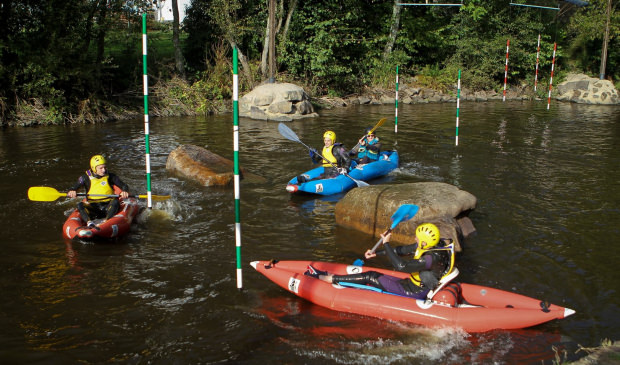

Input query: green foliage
[1,0,618,125]
[368,50,410,89]
[280,0,391,95]
[566,0,619,79]
[416,64,461,92]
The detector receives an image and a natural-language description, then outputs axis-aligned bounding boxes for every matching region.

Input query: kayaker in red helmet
[297,130,351,183]
[67,155,130,228]
[306,223,456,299]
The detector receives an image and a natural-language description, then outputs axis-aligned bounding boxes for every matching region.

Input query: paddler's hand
[380,231,392,243]
[364,249,377,259]
[337,167,347,175]
[67,190,77,198]
[119,191,129,199]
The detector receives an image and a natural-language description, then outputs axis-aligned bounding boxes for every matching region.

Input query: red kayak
[62,197,141,240]
[250,260,575,333]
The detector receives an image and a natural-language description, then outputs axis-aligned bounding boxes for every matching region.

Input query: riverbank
[4,73,618,127]
[0,84,537,127]
[568,340,620,365]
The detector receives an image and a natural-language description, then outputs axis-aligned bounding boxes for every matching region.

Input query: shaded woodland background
[0,0,617,125]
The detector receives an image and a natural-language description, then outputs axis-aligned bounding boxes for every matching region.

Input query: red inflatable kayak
[250,260,575,333]
[62,197,141,240]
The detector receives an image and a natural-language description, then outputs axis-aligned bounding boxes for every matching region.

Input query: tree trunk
[172,0,186,79]
[279,0,298,55]
[383,0,401,60]
[95,2,108,69]
[229,39,254,89]
[260,12,271,78]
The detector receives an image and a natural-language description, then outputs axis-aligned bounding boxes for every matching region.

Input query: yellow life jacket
[409,244,455,287]
[86,170,114,202]
[321,145,337,167]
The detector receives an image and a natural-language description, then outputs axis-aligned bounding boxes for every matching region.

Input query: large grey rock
[240,83,319,121]
[556,73,620,105]
[335,182,477,252]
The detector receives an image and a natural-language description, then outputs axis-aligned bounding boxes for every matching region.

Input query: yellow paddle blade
[138,194,171,201]
[369,118,387,134]
[28,186,67,201]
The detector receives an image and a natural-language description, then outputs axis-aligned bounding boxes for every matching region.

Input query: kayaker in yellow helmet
[306,223,456,299]
[350,126,382,164]
[297,130,351,183]
[67,155,130,228]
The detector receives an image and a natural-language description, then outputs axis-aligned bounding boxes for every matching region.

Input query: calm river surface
[1,101,619,364]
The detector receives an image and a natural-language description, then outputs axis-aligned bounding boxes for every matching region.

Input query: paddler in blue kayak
[67,155,130,227]
[350,127,382,164]
[306,223,456,299]
[297,130,351,183]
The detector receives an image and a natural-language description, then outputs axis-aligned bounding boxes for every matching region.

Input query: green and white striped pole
[455,69,461,146]
[395,65,399,133]
[232,46,242,289]
[142,13,152,209]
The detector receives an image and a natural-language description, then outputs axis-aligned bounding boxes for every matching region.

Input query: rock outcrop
[335,182,477,252]
[166,144,264,186]
[556,73,620,105]
[240,82,319,121]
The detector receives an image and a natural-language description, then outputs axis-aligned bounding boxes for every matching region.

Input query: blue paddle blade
[389,204,420,229]
[353,259,364,266]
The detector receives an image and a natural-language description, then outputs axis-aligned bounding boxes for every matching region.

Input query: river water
[1,101,619,364]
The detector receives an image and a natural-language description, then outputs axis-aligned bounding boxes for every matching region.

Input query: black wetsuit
[331,242,452,299]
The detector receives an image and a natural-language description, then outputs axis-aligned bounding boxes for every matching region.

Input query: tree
[383,0,401,60]
[172,0,187,79]
[566,0,618,79]
[260,0,298,79]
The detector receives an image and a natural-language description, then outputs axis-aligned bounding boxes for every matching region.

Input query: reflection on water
[1,101,619,363]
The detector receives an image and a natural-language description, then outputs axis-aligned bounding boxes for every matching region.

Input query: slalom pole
[142,13,152,209]
[232,46,243,289]
[534,34,541,92]
[503,39,510,102]
[395,65,399,133]
[455,69,461,146]
[547,42,557,110]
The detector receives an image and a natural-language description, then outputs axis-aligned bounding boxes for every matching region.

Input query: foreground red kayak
[250,260,575,333]
[62,197,141,240]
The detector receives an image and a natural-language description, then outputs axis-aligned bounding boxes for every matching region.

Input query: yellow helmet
[90,155,106,172]
[323,130,336,143]
[416,223,440,248]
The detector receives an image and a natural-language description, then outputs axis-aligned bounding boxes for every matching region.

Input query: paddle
[27,186,171,202]
[353,204,420,266]
[350,117,387,152]
[277,123,369,188]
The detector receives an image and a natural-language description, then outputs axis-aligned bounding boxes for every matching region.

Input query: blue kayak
[286,150,399,195]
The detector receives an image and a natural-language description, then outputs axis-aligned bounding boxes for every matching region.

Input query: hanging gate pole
[547,42,557,110]
[395,65,399,134]
[142,13,152,209]
[503,39,510,102]
[455,69,461,146]
[534,34,541,92]
[232,47,243,289]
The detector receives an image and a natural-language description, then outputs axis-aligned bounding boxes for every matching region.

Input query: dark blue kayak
[286,150,399,195]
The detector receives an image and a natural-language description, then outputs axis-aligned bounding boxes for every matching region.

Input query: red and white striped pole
[534,34,541,92]
[455,69,461,146]
[547,42,557,110]
[503,39,510,102]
